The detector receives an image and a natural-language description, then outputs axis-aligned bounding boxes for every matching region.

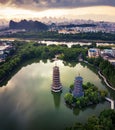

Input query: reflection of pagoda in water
[52,92,61,109]
[72,75,84,98]
[51,65,62,92]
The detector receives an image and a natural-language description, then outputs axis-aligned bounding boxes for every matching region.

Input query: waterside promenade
[105,97,114,110]
[98,71,115,91]
[83,60,115,91]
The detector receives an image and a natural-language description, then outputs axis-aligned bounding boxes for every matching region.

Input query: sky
[0,0,115,23]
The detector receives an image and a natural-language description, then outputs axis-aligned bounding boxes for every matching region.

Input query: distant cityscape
[51,20,115,34]
[0,19,115,36]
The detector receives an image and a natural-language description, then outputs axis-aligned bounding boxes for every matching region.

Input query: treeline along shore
[1,31,115,42]
[0,41,115,88]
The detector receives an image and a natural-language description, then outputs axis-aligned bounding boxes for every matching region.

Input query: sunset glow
[0,1,115,22]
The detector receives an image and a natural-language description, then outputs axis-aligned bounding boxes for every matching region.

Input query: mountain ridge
[9,20,48,31]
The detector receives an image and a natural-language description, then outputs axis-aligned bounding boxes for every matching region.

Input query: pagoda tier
[51,66,62,92]
[72,76,84,98]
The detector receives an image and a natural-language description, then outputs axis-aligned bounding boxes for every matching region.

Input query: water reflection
[0,60,113,130]
[63,61,77,67]
[52,91,61,109]
[0,58,41,87]
[73,108,80,115]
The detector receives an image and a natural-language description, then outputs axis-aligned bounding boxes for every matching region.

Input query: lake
[1,38,115,48]
[0,60,114,130]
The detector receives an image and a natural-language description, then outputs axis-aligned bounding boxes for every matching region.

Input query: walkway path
[83,60,115,91]
[105,97,114,109]
[98,71,115,91]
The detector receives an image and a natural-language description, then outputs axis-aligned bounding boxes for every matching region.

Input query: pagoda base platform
[51,86,62,92]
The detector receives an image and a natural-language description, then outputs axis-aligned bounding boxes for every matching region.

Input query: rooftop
[75,76,83,80]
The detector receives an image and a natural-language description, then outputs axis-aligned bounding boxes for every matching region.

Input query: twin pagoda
[51,65,62,92]
[51,64,84,98]
[72,76,84,98]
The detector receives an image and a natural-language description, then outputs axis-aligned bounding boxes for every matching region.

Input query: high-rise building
[51,65,62,92]
[72,76,84,98]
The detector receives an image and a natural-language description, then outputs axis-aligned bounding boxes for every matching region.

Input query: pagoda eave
[51,86,62,92]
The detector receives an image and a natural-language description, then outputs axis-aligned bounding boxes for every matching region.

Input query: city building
[108,59,115,66]
[101,49,115,66]
[51,65,62,92]
[0,41,14,62]
[72,75,84,98]
[88,48,100,58]
[102,49,115,57]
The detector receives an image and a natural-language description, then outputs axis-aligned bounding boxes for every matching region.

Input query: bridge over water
[105,97,114,110]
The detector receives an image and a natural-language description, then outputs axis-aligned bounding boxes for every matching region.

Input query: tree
[64,93,73,104]
[66,109,115,130]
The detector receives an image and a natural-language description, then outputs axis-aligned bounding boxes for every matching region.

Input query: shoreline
[0,37,115,43]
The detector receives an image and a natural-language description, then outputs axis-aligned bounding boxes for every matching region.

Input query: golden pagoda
[51,65,62,92]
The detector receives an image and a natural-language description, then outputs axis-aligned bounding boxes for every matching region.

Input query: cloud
[0,0,115,11]
[0,0,8,4]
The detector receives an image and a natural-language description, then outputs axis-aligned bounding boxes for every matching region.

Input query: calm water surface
[0,60,114,130]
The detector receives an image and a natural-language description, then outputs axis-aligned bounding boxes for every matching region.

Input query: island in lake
[64,75,108,108]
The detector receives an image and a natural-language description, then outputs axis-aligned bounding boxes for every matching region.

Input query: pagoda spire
[55,62,57,66]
